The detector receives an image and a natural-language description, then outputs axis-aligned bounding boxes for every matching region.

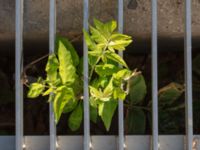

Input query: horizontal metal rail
[2,136,200,150]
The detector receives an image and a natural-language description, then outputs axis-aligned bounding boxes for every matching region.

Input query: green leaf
[90,105,98,123]
[110,33,131,41]
[104,20,117,33]
[72,75,83,96]
[54,86,74,123]
[58,41,76,84]
[126,108,146,134]
[129,74,147,105]
[93,19,117,39]
[113,87,127,100]
[27,83,45,98]
[108,33,132,51]
[92,76,109,89]
[88,54,99,66]
[90,26,107,44]
[88,50,102,57]
[95,64,119,76]
[89,86,103,99]
[158,82,184,106]
[89,85,111,102]
[105,51,128,68]
[56,36,79,66]
[90,77,114,102]
[108,40,132,51]
[63,98,78,113]
[90,96,98,108]
[103,77,113,99]
[42,88,53,96]
[83,29,96,51]
[98,77,109,88]
[98,100,117,131]
[68,102,83,131]
[93,18,104,31]
[45,54,59,82]
[113,69,132,81]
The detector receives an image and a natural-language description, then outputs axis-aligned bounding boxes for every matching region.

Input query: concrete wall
[1,0,200,52]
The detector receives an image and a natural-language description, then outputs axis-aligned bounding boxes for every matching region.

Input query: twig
[21,53,49,85]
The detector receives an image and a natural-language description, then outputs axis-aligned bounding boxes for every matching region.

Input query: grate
[14,0,193,149]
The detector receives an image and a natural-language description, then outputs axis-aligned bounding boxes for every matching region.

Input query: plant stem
[88,42,109,80]
[89,56,101,80]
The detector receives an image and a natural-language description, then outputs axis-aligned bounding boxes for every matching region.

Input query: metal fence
[12,0,194,150]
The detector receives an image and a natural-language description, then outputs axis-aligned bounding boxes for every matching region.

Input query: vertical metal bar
[49,0,57,150]
[184,0,193,149]
[151,0,158,149]
[118,0,124,150]
[15,0,24,149]
[83,0,90,149]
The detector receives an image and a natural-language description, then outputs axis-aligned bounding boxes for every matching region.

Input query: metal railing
[14,0,193,150]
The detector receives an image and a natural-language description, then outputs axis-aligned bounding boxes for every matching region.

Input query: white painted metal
[159,135,184,150]
[15,0,24,150]
[92,136,117,150]
[83,0,90,149]
[184,0,193,149]
[58,136,83,150]
[49,0,57,149]
[1,136,200,150]
[0,136,15,150]
[25,136,50,150]
[151,0,159,149]
[118,0,124,149]
[126,136,150,150]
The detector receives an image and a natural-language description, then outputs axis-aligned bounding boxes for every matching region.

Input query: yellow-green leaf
[90,26,107,44]
[113,69,132,81]
[58,41,76,84]
[105,51,128,68]
[104,20,117,33]
[108,39,132,51]
[113,87,127,100]
[56,36,79,66]
[95,64,119,76]
[89,86,111,102]
[27,83,45,98]
[54,86,74,123]
[45,54,59,82]
[42,88,53,96]
[83,29,97,51]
